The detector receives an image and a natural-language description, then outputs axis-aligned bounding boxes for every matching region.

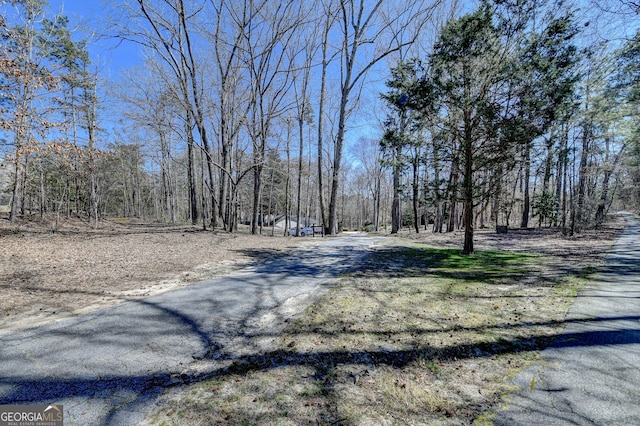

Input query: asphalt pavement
[494,212,640,425]
[0,233,381,425]
[2,217,639,426]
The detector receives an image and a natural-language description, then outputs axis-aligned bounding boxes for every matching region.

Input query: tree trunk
[329,76,351,235]
[492,164,503,227]
[316,12,331,235]
[39,164,46,218]
[176,0,218,229]
[556,124,567,229]
[432,141,444,233]
[374,170,381,232]
[330,0,416,235]
[186,119,198,225]
[447,157,459,233]
[219,115,230,228]
[200,149,207,230]
[10,131,28,221]
[561,135,569,234]
[391,142,402,234]
[268,167,275,235]
[543,136,554,191]
[595,136,622,226]
[520,143,531,228]
[296,117,304,236]
[285,124,292,236]
[575,120,591,232]
[595,167,612,226]
[412,148,420,234]
[462,130,474,255]
[252,162,263,235]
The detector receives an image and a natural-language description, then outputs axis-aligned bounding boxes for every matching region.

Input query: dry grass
[0,215,309,332]
[0,214,623,425]
[145,221,622,426]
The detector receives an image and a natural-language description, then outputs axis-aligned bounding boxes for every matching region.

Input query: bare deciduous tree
[238,0,302,234]
[327,0,444,235]
[115,0,218,227]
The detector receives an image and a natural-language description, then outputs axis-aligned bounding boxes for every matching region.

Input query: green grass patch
[354,244,540,287]
[144,241,597,426]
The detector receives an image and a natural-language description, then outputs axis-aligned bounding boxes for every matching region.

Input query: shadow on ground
[1,225,638,425]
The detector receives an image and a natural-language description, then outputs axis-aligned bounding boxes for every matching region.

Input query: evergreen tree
[511,10,580,228]
[614,30,640,210]
[429,7,503,254]
[380,59,428,234]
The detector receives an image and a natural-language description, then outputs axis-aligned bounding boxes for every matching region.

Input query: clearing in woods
[0,214,625,424]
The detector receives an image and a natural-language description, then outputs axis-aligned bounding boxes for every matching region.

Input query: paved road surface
[3,218,639,426]
[0,233,381,425]
[495,212,640,425]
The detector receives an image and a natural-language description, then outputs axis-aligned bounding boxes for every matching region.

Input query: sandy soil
[1,214,624,334]
[0,216,312,333]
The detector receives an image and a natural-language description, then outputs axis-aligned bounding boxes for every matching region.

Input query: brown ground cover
[0,214,622,335]
[141,219,624,426]
[0,216,309,333]
[0,214,626,425]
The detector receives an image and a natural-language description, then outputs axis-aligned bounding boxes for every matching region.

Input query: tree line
[381,0,640,253]
[1,0,639,253]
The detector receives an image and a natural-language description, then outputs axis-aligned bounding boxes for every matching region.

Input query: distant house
[274,215,317,229]
[0,155,12,213]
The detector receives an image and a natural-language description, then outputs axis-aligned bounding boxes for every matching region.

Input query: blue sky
[43,0,640,82]
[48,0,143,80]
[38,0,640,155]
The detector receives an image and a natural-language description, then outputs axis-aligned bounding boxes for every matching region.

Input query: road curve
[0,233,382,425]
[494,212,640,425]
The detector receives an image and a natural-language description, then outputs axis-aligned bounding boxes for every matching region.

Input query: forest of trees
[1,0,639,253]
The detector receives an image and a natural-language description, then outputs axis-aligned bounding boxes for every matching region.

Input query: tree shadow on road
[1,227,638,425]
[2,317,639,425]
